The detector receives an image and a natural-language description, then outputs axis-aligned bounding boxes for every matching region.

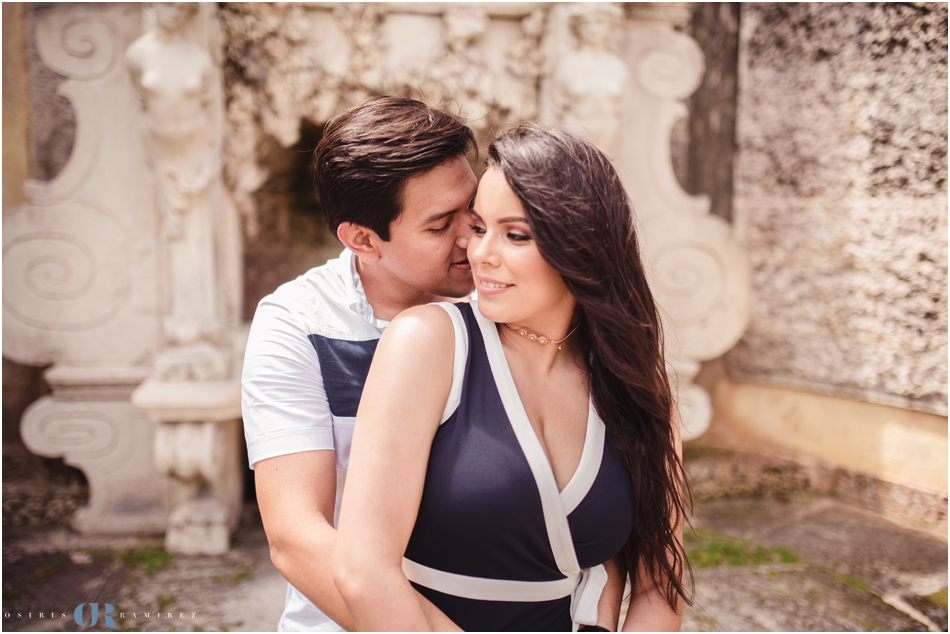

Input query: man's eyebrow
[420,208,458,225]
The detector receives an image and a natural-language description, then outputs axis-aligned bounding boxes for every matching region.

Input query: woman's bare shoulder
[374,303,458,364]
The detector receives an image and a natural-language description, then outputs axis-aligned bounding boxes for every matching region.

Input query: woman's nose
[468,230,498,267]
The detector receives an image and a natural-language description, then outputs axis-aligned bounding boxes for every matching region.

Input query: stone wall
[730,3,948,415]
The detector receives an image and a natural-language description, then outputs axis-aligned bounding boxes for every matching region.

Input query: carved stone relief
[20,368,167,534]
[126,2,241,379]
[219,3,546,232]
[542,3,628,152]
[539,3,752,439]
[6,3,168,535]
[4,5,159,368]
[616,12,752,439]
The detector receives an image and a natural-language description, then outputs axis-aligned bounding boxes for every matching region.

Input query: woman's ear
[337,222,382,264]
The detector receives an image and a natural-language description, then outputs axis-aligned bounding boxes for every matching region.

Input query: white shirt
[242,248,387,632]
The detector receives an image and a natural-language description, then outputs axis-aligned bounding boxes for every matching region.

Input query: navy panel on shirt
[308,335,379,418]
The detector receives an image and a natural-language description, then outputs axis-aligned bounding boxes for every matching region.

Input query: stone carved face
[155,2,198,33]
[569,3,621,48]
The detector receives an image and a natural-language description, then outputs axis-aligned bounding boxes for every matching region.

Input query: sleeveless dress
[402,301,634,632]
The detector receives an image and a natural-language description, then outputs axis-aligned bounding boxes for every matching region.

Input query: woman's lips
[476,275,513,295]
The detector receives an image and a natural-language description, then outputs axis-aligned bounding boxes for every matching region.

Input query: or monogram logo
[73,603,116,629]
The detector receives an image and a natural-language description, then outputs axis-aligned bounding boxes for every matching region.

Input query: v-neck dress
[402,301,633,632]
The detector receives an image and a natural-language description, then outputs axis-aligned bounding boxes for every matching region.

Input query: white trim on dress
[432,302,470,425]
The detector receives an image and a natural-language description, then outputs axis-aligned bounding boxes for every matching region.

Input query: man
[242,96,477,631]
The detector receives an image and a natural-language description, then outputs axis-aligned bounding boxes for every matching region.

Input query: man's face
[374,156,477,302]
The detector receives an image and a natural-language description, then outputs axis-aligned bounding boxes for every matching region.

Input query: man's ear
[337,222,382,264]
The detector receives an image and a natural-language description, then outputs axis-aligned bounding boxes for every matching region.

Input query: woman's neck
[497,320,581,374]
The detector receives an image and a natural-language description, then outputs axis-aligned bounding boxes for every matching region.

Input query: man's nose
[454,214,473,250]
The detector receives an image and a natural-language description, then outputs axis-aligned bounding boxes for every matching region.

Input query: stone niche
[221,1,752,440]
[6,1,753,547]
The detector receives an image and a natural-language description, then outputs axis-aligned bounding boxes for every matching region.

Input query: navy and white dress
[402,301,634,632]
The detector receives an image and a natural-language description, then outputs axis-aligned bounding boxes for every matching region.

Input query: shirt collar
[338,248,390,329]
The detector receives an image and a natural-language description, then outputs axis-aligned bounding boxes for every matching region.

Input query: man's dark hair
[312,96,476,241]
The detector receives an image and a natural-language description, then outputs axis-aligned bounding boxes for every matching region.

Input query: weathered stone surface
[731,3,948,414]
[686,495,949,631]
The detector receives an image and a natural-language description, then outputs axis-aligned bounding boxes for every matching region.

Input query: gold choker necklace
[505,323,579,350]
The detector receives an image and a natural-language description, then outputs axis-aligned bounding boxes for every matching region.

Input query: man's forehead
[398,159,477,224]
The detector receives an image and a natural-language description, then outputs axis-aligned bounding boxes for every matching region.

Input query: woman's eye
[508,232,531,242]
[469,224,486,235]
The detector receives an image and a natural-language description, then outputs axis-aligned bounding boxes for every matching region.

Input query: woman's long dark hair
[485,124,692,610]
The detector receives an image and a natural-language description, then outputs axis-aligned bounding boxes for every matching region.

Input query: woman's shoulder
[382,303,460,350]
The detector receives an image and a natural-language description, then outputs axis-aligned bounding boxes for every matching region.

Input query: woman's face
[468,167,575,331]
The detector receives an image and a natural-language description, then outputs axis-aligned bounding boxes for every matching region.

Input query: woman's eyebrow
[468,209,528,224]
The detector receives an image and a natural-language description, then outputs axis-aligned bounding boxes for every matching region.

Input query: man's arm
[255,450,354,631]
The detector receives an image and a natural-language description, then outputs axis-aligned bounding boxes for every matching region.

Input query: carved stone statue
[126,3,244,555]
[549,3,627,151]
[126,3,222,358]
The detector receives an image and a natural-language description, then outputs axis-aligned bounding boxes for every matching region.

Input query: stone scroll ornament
[544,3,752,440]
[5,4,168,533]
[621,16,751,440]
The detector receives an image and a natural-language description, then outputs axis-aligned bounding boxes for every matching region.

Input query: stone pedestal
[133,380,243,555]
[21,366,167,534]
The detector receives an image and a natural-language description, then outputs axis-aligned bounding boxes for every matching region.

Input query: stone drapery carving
[219,4,548,229]
[397,7,495,134]
[5,3,166,534]
[504,9,548,123]
[126,2,244,555]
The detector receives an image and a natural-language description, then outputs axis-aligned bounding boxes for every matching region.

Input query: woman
[334,125,690,631]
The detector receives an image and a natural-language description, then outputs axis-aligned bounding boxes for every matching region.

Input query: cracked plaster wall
[730,3,948,414]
